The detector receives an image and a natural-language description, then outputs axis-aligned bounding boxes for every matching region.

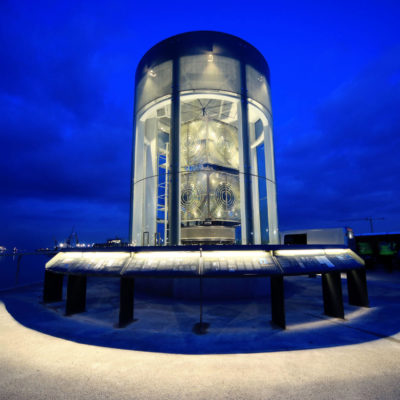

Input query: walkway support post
[347,269,369,307]
[66,275,87,315]
[322,271,344,319]
[119,277,135,327]
[43,270,63,303]
[270,276,285,329]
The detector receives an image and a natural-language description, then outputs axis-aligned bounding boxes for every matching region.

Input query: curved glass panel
[180,55,240,94]
[131,35,278,246]
[248,102,278,244]
[132,99,171,246]
[246,65,271,112]
[136,61,172,112]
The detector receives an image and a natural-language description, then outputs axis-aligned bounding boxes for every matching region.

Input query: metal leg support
[66,275,87,315]
[119,277,135,327]
[193,277,209,334]
[322,272,344,319]
[43,270,63,303]
[270,276,286,329]
[347,269,369,307]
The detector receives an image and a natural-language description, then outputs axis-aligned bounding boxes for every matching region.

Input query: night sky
[1,0,399,250]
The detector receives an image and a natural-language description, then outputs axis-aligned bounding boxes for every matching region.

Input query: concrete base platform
[1,271,400,399]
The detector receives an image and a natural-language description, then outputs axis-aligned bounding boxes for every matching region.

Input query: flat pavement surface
[0,271,400,399]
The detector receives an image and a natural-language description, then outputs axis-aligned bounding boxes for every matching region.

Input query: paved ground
[0,271,399,399]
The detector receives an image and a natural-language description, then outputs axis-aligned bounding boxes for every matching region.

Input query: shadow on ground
[1,271,399,354]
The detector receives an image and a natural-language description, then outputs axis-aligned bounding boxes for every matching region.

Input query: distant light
[208,54,213,63]
[149,69,157,77]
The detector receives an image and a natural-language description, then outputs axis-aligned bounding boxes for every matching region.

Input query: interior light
[149,69,157,77]
[208,54,213,62]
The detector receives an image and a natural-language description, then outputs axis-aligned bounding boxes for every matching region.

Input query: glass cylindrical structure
[130,31,278,246]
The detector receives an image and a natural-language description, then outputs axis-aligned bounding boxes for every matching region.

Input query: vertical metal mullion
[164,143,169,243]
[169,57,180,245]
[129,101,137,244]
[240,61,254,244]
[207,172,210,219]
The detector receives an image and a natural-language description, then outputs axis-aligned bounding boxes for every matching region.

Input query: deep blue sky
[1,0,399,250]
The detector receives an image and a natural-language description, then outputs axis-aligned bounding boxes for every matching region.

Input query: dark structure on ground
[43,245,368,330]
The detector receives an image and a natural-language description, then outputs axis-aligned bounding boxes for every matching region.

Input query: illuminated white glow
[290,306,371,331]
[47,252,131,269]
[275,248,350,257]
[324,249,348,255]
[180,91,240,104]
[250,132,265,149]
[45,252,65,269]
[134,252,197,259]
[81,252,129,258]
[149,69,157,77]
[274,249,325,257]
[131,250,274,261]
[248,99,270,125]
[208,54,213,62]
